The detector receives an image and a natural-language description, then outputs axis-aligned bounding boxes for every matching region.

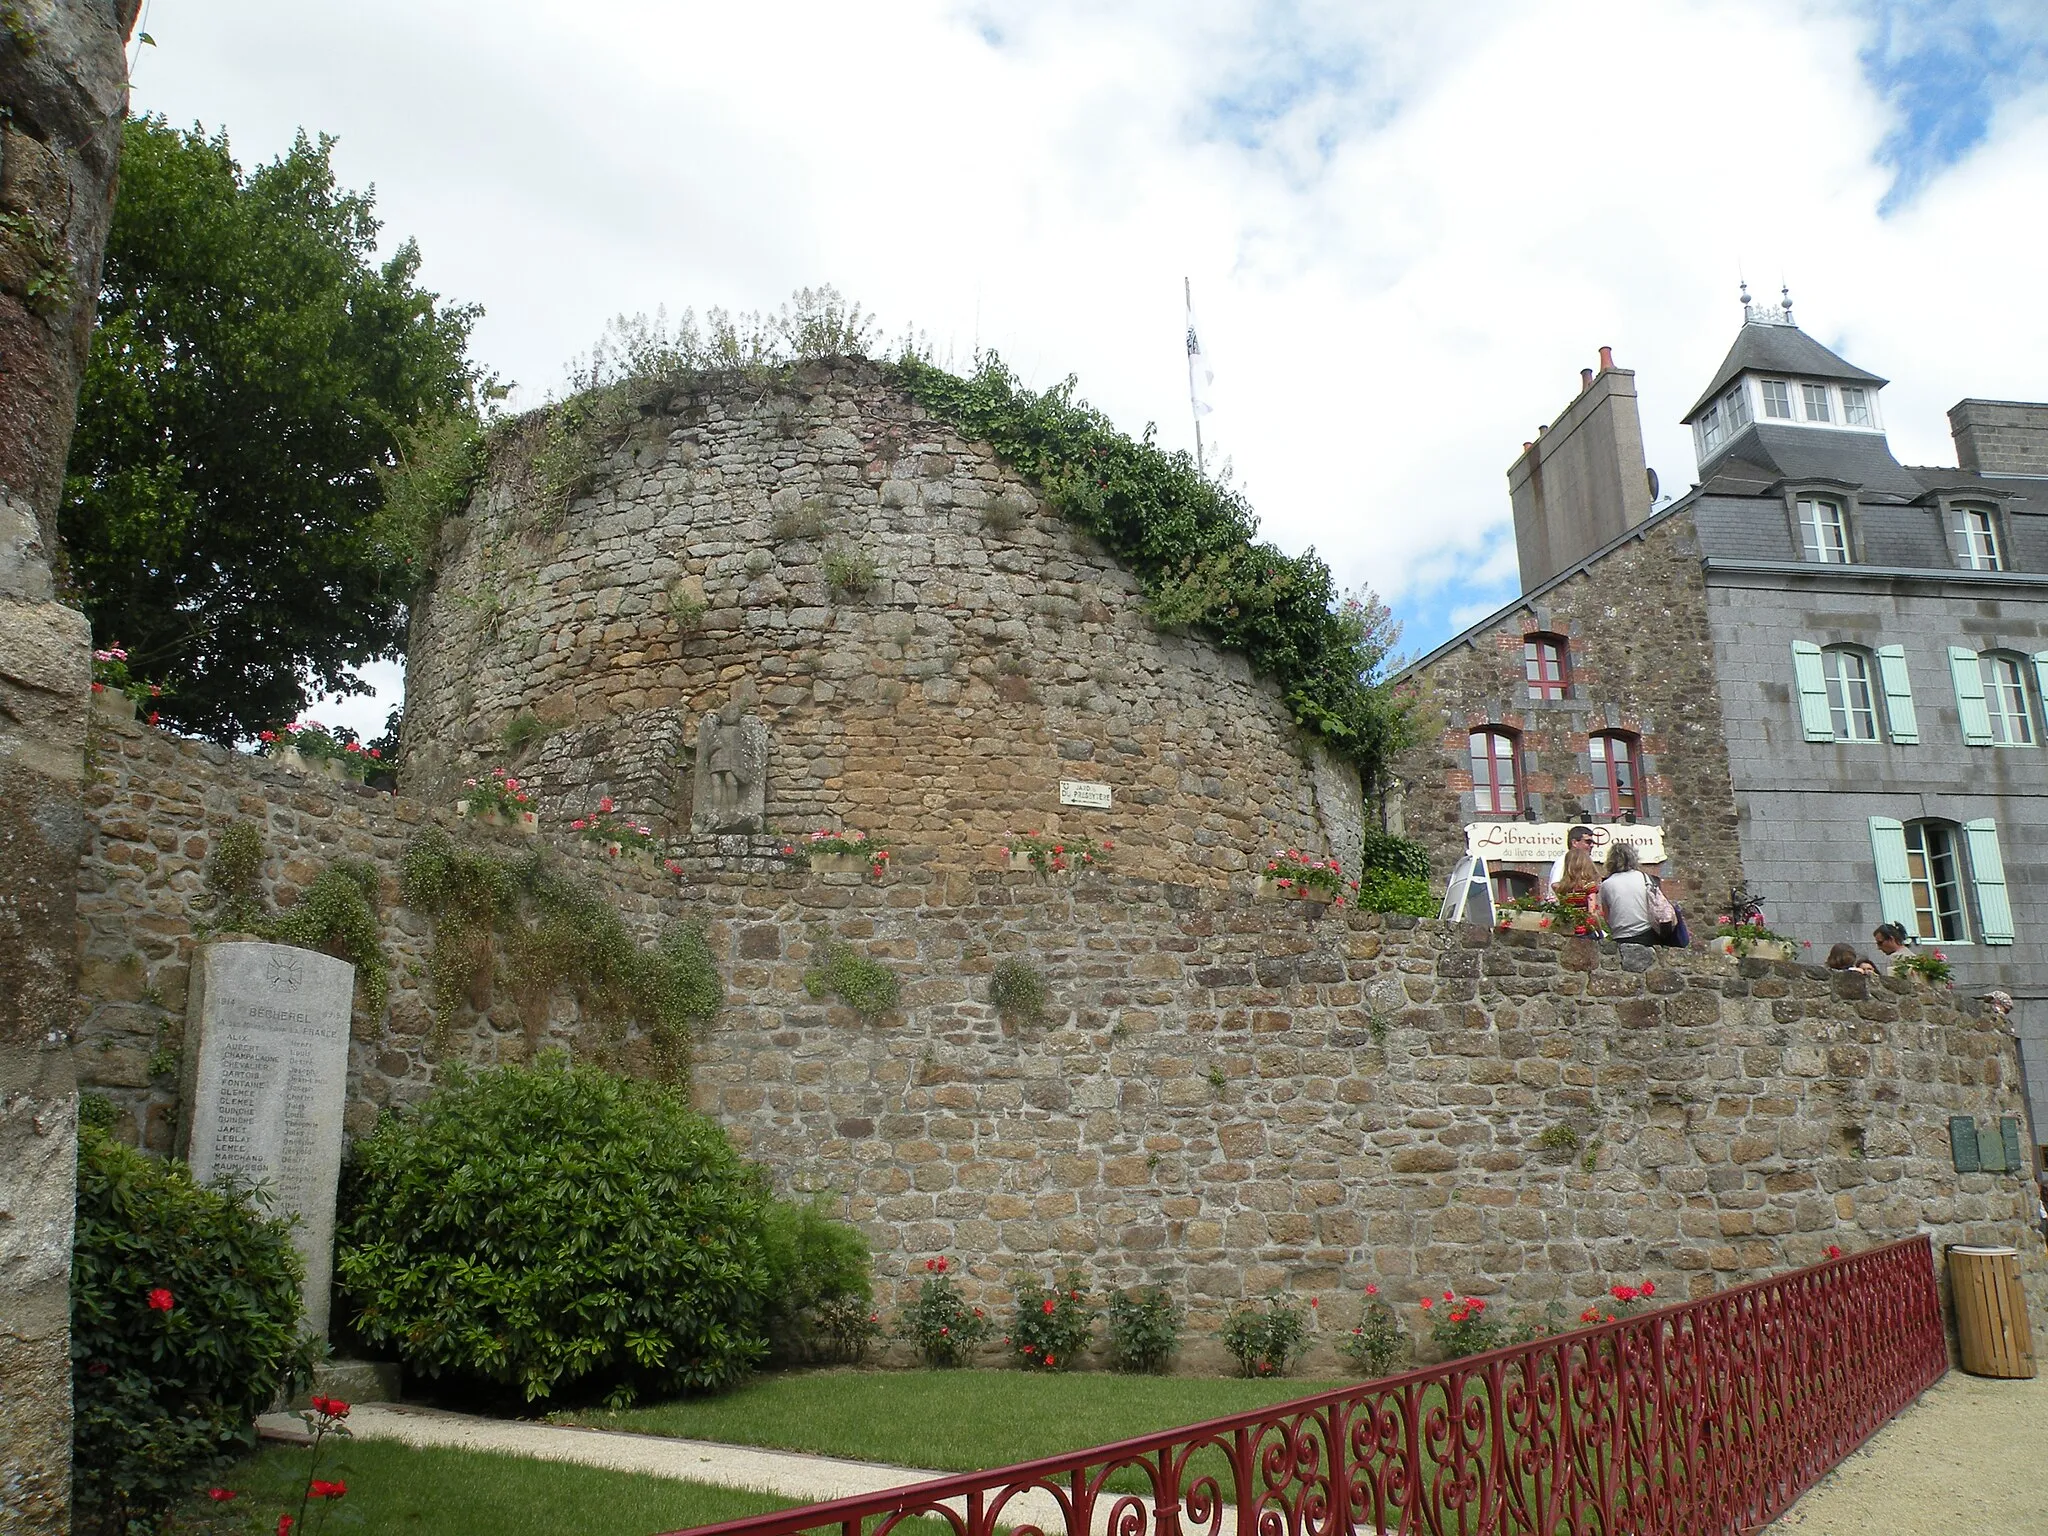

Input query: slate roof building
[1394,289,2048,1166]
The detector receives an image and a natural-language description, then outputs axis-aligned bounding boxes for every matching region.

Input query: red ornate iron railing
[667,1237,1946,1536]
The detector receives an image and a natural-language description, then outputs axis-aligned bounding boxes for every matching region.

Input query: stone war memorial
[177,941,354,1337]
[45,344,2048,1534]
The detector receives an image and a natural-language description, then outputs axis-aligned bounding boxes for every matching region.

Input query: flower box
[90,689,136,721]
[1715,937,1792,961]
[812,852,867,876]
[1011,851,1069,878]
[1500,910,1552,933]
[1255,876,1334,904]
[456,800,539,835]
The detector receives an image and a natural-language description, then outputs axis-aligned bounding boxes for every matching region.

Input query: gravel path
[1770,1369,2047,1532]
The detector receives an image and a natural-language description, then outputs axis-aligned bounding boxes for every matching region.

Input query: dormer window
[1761,380,1794,419]
[1699,403,1723,452]
[1948,505,2003,571]
[1524,634,1569,700]
[1842,387,1872,426]
[1722,383,1750,431]
[1797,496,1850,563]
[1802,383,1832,422]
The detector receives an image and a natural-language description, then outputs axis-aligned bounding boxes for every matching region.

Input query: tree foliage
[61,117,482,741]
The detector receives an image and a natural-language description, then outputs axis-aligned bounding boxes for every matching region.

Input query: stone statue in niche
[692,699,768,833]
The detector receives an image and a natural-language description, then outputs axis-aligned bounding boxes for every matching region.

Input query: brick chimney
[1949,399,2048,476]
[1507,348,1653,592]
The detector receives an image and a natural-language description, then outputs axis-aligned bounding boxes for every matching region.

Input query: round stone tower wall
[403,361,1364,884]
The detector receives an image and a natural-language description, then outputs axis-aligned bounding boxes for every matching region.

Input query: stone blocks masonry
[77,715,2042,1371]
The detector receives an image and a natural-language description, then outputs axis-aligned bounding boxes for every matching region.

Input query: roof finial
[1780,283,1794,326]
[1739,278,1752,321]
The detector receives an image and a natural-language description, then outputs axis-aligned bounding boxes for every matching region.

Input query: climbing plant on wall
[891,353,1412,792]
[399,827,722,1076]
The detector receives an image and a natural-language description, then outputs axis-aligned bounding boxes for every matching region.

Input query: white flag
[1185,294,1214,419]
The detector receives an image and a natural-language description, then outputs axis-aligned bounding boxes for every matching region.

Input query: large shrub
[336,1057,816,1404]
[71,1107,312,1536]
[760,1198,875,1362]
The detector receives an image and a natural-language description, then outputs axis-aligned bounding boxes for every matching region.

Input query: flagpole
[1185,276,1205,477]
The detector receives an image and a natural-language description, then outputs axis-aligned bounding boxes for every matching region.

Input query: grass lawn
[167,1439,806,1536]
[555,1368,1352,1474]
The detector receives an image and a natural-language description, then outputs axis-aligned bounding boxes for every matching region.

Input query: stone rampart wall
[80,718,2042,1371]
[400,361,1364,886]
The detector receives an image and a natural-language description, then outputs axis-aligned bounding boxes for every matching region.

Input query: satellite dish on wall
[1647,466,1661,502]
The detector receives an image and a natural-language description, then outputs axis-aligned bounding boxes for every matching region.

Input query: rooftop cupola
[1683,285,1889,473]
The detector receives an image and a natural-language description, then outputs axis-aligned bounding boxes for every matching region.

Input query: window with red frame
[1469,729,1519,814]
[1589,731,1637,817]
[1492,871,1538,907]
[1524,634,1569,700]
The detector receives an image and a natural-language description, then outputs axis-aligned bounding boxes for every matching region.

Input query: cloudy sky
[127,0,2048,737]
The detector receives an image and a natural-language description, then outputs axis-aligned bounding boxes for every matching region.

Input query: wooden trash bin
[1948,1245,2036,1378]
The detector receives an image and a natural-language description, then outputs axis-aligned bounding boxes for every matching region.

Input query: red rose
[1044,1354,1055,1366]
[147,1288,173,1312]
[1042,1298,1056,1314]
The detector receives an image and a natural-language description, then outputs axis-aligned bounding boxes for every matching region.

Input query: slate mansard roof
[1684,321,1889,422]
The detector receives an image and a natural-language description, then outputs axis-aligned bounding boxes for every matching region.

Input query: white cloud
[128,0,2048,741]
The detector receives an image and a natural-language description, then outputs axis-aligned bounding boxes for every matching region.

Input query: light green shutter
[1869,817,1917,930]
[1875,645,1918,743]
[2001,1117,2025,1173]
[1792,641,1834,742]
[2033,652,2048,721]
[1963,818,2015,945]
[1950,646,1994,745]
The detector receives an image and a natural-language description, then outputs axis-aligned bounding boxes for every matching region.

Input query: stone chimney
[1508,347,1653,592]
[1949,399,2048,476]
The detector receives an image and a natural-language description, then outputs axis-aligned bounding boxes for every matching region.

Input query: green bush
[1219,1295,1311,1378]
[1010,1271,1094,1371]
[1338,1295,1406,1378]
[1358,831,1430,883]
[1354,870,1432,917]
[989,957,1048,1024]
[1105,1287,1182,1373]
[803,940,900,1020]
[760,1199,874,1363]
[72,1122,312,1536]
[336,1057,790,1405]
[896,1258,992,1367]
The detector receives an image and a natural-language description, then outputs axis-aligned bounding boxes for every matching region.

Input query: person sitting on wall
[1872,922,1915,957]
[1825,943,1878,974]
[1544,826,1596,899]
[1556,841,1606,935]
[1597,841,1657,944]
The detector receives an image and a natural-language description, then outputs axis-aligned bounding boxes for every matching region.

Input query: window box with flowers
[801,829,890,878]
[1254,851,1349,906]
[1893,949,1952,986]
[90,645,171,723]
[1496,897,1558,934]
[1712,917,1795,961]
[258,721,381,783]
[454,767,539,833]
[1005,831,1109,878]
[569,797,658,858]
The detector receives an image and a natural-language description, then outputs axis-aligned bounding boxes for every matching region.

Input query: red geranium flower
[1419,1297,1433,1310]
[1639,1280,1656,1297]
[146,1288,173,1311]
[1044,1354,1055,1366]
[277,1517,294,1536]
[310,1481,347,1500]
[1042,1298,1056,1314]
[1364,1283,1378,1296]
[207,1489,238,1502]
[1826,1244,1841,1260]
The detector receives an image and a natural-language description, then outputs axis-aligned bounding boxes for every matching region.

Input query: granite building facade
[1397,295,2048,1166]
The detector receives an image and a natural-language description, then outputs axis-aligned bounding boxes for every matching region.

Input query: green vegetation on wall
[202,821,389,1014]
[890,353,1413,789]
[399,827,722,1072]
